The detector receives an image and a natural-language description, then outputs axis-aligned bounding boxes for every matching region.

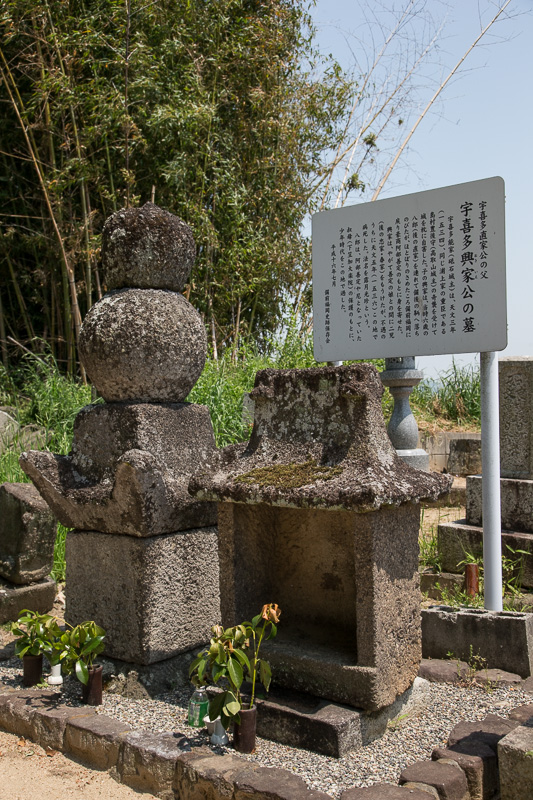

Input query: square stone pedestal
[218,502,422,711]
[66,528,219,664]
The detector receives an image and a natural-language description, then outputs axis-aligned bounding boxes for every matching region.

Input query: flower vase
[22,654,43,687]
[81,664,103,705]
[204,715,229,746]
[47,663,63,687]
[233,705,257,753]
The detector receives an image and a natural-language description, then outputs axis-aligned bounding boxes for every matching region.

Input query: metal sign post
[480,350,503,610]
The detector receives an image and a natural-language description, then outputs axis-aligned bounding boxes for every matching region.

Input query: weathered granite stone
[101,202,195,292]
[64,715,132,770]
[191,366,451,713]
[447,437,482,477]
[499,357,533,480]
[447,714,519,754]
[79,288,206,402]
[0,482,57,584]
[341,787,436,800]
[0,689,95,748]
[467,474,533,532]
[65,527,220,664]
[498,725,533,800]
[190,365,451,511]
[432,742,499,800]
[508,702,533,726]
[418,659,470,685]
[399,760,469,800]
[437,521,533,590]
[20,403,218,535]
[421,607,533,678]
[117,730,191,800]
[0,575,56,624]
[233,765,334,799]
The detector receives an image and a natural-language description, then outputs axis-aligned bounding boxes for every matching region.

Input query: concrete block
[117,730,191,800]
[466,475,533,533]
[437,521,533,590]
[399,760,469,799]
[64,714,132,769]
[0,576,56,624]
[421,606,533,678]
[66,527,220,664]
[499,357,533,480]
[0,482,57,584]
[498,724,533,800]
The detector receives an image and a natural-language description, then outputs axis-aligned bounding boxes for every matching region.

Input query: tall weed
[412,360,480,426]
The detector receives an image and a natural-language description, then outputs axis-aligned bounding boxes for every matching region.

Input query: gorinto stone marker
[312,177,507,362]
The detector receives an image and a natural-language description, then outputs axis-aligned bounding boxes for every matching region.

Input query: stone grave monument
[20,203,220,664]
[0,482,57,623]
[190,364,451,712]
[438,357,533,591]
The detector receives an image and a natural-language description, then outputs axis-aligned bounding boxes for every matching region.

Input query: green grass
[412,360,480,428]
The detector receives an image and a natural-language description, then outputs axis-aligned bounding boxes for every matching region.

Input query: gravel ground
[1,657,531,799]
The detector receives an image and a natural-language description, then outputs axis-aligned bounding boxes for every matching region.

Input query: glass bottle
[188,686,209,728]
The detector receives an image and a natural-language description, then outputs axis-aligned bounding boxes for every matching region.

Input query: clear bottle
[188,686,209,728]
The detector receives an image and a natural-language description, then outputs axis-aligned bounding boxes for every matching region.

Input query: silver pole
[480,350,503,610]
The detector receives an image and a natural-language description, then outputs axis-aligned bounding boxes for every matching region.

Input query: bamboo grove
[0,0,353,372]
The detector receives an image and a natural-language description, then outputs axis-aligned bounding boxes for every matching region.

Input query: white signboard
[312,177,507,361]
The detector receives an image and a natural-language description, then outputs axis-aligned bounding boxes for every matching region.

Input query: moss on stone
[233,460,343,489]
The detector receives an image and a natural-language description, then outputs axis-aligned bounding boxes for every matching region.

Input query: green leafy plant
[57,621,106,685]
[189,603,280,730]
[11,609,61,661]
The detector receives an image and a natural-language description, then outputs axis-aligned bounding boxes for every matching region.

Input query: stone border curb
[0,687,333,800]
[0,662,532,800]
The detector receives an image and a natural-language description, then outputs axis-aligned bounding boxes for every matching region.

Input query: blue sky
[310,0,532,378]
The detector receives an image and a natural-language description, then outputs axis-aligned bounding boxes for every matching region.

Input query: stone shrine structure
[0,482,57,623]
[190,365,451,711]
[20,203,220,664]
[438,357,533,590]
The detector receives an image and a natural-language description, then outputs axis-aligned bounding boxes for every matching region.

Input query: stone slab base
[499,724,533,800]
[421,606,533,678]
[0,576,56,624]
[466,474,533,533]
[255,678,430,758]
[66,528,219,664]
[437,520,533,590]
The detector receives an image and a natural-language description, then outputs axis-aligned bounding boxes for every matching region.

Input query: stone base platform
[0,576,56,624]
[438,520,533,590]
[66,527,220,664]
[253,678,430,758]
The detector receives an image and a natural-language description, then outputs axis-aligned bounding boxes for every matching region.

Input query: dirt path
[0,729,157,800]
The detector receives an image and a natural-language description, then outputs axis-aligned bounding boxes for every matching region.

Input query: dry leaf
[45,747,58,757]
[17,738,26,747]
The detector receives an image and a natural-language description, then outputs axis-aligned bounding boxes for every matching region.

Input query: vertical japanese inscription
[313,178,505,359]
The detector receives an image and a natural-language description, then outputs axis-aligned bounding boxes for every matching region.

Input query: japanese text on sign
[312,177,506,361]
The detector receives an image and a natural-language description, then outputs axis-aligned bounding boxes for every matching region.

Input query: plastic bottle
[188,686,209,728]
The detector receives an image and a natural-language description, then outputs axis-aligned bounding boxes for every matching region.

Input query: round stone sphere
[101,203,195,292]
[79,289,207,402]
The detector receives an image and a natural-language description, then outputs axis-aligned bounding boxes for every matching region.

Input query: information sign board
[312,177,507,361]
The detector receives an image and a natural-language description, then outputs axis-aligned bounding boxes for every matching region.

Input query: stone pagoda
[21,203,220,664]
